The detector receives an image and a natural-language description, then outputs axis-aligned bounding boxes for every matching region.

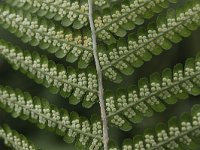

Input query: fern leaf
[99,2,200,83]
[4,0,109,29]
[4,0,178,45]
[0,124,37,150]
[5,0,89,29]
[94,0,178,44]
[0,4,93,68]
[105,52,200,131]
[0,39,98,108]
[120,104,200,150]
[0,85,104,149]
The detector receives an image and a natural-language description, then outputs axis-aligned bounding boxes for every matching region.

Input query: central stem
[88,0,109,149]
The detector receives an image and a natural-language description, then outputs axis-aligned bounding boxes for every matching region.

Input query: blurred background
[0,0,200,149]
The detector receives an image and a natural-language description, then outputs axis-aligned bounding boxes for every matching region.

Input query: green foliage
[5,0,89,29]
[0,85,103,149]
[99,1,200,82]
[0,39,98,108]
[5,0,110,29]
[105,54,200,130]
[106,53,200,131]
[0,0,200,149]
[2,0,200,82]
[0,4,93,68]
[94,0,178,44]
[119,104,200,150]
[0,124,37,150]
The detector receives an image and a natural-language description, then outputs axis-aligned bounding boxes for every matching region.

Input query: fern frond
[94,0,178,44]
[0,124,37,150]
[5,0,89,29]
[105,52,200,131]
[4,0,110,29]
[99,2,200,83]
[0,4,93,68]
[120,104,200,150]
[0,39,98,108]
[0,85,104,149]
[4,0,177,45]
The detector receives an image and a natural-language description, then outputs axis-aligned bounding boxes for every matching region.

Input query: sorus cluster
[0,6,93,66]
[131,113,200,150]
[0,86,103,148]
[98,3,200,82]
[11,0,89,27]
[105,56,200,128]
[94,0,172,41]
[0,41,98,107]
[0,125,36,150]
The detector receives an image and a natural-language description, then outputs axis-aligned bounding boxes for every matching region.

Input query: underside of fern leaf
[0,124,37,150]
[0,0,200,149]
[4,0,109,29]
[106,52,200,131]
[2,1,200,83]
[0,85,104,149]
[5,0,89,29]
[0,4,94,68]
[94,0,178,44]
[119,104,200,150]
[99,2,200,83]
[0,39,98,108]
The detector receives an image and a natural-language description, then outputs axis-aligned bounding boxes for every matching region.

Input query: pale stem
[88,0,109,149]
